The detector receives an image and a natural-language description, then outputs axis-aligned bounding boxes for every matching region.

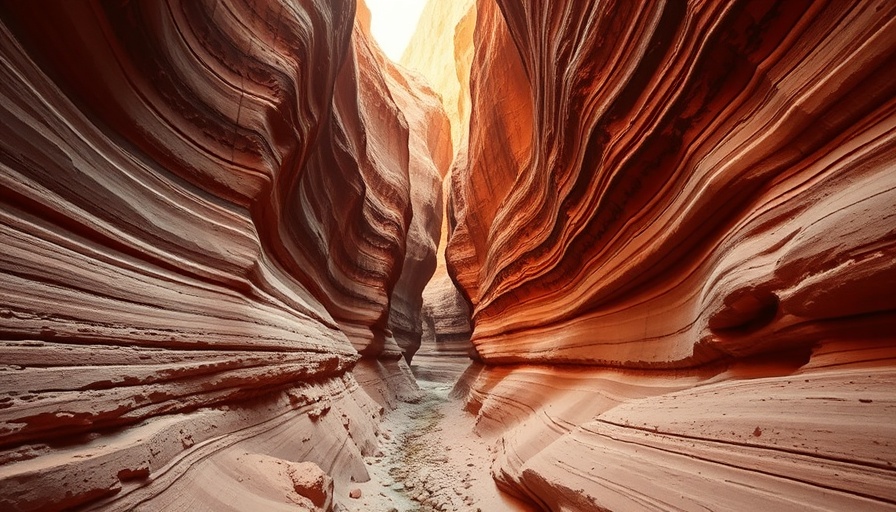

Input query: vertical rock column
[317,2,450,406]
[402,0,479,381]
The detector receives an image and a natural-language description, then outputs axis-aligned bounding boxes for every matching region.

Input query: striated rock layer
[0,0,445,510]
[404,0,478,382]
[447,0,896,509]
[378,24,453,364]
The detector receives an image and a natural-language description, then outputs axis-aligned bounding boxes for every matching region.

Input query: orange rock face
[447,0,896,509]
[0,0,444,509]
[453,0,896,366]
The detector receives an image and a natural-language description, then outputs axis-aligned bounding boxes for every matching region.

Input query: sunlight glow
[365,0,428,62]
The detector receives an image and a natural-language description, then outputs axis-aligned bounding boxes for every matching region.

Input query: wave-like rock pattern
[458,344,896,510]
[450,0,896,366]
[0,0,444,509]
[377,23,453,363]
[448,0,896,509]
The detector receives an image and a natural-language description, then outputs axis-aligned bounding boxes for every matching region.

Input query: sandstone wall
[449,0,896,509]
[0,0,445,509]
[404,0,479,381]
[401,0,476,154]
[380,44,453,365]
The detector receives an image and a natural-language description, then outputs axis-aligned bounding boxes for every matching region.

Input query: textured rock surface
[458,347,896,511]
[414,272,474,382]
[379,37,453,364]
[404,0,478,382]
[452,0,896,367]
[3,0,896,510]
[0,0,444,510]
[447,0,896,509]
[401,0,476,154]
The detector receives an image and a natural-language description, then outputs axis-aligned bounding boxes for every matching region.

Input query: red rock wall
[450,0,896,509]
[453,0,896,366]
[0,0,444,509]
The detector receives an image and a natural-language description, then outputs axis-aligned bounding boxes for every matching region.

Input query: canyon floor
[337,379,533,512]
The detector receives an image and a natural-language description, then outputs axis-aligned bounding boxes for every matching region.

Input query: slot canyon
[1,0,895,510]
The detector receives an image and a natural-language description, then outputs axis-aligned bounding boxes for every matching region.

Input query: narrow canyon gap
[1,1,895,512]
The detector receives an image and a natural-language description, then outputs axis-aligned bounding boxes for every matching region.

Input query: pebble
[349,488,362,499]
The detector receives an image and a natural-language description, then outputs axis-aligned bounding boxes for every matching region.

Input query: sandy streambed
[337,381,533,512]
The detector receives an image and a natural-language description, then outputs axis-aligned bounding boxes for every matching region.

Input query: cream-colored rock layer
[0,372,379,511]
[401,0,476,153]
[415,272,474,382]
[0,0,445,509]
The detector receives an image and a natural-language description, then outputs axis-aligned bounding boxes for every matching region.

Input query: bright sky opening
[365,0,428,62]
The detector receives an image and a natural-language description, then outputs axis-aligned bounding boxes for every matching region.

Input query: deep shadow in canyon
[1,0,895,511]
